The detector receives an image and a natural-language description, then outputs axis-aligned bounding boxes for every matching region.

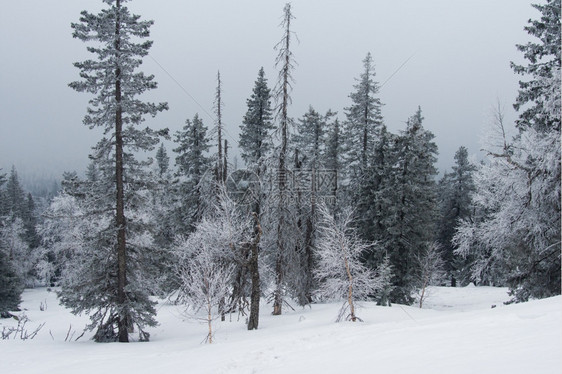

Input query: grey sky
[0,0,534,179]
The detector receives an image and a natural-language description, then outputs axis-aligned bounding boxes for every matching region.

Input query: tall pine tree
[384,108,438,304]
[437,146,476,286]
[343,52,384,175]
[66,0,167,342]
[239,67,274,329]
[174,114,212,232]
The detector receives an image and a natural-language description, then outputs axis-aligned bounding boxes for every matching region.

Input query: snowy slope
[0,286,560,374]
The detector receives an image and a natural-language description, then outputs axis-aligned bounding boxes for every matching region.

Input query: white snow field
[1,286,560,374]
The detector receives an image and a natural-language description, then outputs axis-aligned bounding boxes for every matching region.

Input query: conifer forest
[0,1,560,372]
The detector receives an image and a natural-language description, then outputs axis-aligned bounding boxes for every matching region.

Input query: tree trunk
[273,219,284,316]
[216,71,223,184]
[273,5,292,316]
[247,212,262,330]
[273,140,286,316]
[114,0,129,343]
[344,255,356,322]
[419,284,426,308]
[207,299,213,344]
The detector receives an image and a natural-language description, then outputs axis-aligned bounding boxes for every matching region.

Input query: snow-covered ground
[1,286,560,374]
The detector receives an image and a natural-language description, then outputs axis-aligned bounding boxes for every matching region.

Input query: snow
[1,286,560,374]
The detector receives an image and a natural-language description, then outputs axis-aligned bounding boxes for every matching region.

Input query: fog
[0,0,533,179]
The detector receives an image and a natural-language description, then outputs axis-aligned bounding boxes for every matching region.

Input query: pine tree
[0,217,33,287]
[239,67,274,329]
[290,107,336,305]
[240,68,275,172]
[0,249,23,317]
[0,170,6,218]
[323,116,342,213]
[324,116,341,175]
[4,167,26,218]
[293,106,327,170]
[455,0,560,302]
[342,53,384,249]
[2,167,39,250]
[437,146,476,286]
[343,52,384,175]
[155,143,170,178]
[174,114,212,232]
[150,143,178,294]
[67,0,167,342]
[384,107,439,304]
[355,125,394,245]
[511,0,560,133]
[0,171,24,316]
[57,159,163,342]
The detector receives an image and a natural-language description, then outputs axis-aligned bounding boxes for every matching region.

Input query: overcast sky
[0,0,535,180]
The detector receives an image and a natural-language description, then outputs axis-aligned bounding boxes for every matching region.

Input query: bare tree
[314,204,382,322]
[174,187,254,339]
[176,248,234,344]
[415,242,446,308]
[272,3,297,316]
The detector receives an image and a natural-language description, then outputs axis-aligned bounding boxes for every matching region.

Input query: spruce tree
[3,167,39,250]
[155,143,170,178]
[293,106,326,170]
[384,108,438,304]
[0,170,6,217]
[290,107,336,305]
[67,0,167,342]
[342,53,384,247]
[511,0,560,133]
[150,144,178,294]
[239,67,274,330]
[358,125,396,281]
[173,114,212,232]
[324,117,341,174]
[437,146,476,286]
[0,249,23,317]
[240,67,275,172]
[324,116,342,212]
[343,52,384,175]
[4,167,26,218]
[455,0,560,301]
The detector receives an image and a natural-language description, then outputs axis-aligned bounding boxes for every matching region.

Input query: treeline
[0,0,559,343]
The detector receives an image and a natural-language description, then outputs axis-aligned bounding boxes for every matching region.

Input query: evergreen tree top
[69,0,168,132]
[240,68,274,167]
[511,0,561,133]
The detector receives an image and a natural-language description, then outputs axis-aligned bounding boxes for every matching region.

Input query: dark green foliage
[455,0,560,302]
[374,108,439,305]
[511,0,560,133]
[56,164,159,342]
[2,167,39,249]
[173,114,212,233]
[155,143,170,178]
[437,146,476,286]
[240,67,275,171]
[66,0,167,342]
[343,52,384,175]
[0,249,23,316]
